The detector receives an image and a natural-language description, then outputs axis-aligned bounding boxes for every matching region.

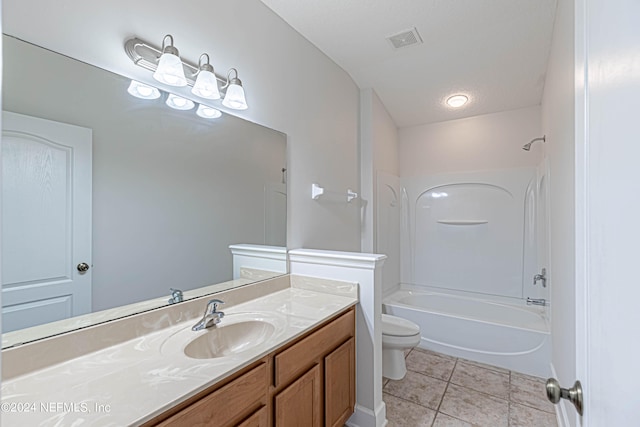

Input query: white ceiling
[261,0,557,128]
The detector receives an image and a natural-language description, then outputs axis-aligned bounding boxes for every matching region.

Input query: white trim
[228,244,287,259]
[574,0,590,425]
[290,248,386,427]
[550,363,571,427]
[347,402,387,427]
[229,244,287,280]
[288,248,386,269]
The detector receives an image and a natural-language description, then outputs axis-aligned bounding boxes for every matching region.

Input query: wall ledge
[288,248,386,270]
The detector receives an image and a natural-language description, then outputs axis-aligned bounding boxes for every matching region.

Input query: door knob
[546,378,583,416]
[77,262,90,272]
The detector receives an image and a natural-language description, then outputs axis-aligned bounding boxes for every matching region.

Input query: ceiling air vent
[387,27,423,50]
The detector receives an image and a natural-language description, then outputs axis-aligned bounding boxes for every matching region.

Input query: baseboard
[550,363,571,427]
[346,401,387,427]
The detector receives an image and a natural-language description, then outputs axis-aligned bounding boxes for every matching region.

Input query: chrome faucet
[527,297,546,306]
[533,268,547,287]
[168,288,184,304]
[192,299,225,331]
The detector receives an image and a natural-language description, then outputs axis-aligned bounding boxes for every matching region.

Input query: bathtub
[383,288,551,377]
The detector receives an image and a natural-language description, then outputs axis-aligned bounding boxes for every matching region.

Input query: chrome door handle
[546,378,583,416]
[77,262,90,273]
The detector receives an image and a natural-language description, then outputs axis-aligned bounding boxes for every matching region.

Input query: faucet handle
[168,288,184,304]
[206,299,225,313]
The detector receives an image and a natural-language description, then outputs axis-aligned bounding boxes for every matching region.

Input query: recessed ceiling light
[446,94,469,108]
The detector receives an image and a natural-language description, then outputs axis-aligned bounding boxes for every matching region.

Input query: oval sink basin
[184,320,276,359]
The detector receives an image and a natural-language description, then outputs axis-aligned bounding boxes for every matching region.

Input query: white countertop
[0,287,357,426]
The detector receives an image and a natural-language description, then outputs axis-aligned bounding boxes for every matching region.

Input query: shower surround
[380,166,551,376]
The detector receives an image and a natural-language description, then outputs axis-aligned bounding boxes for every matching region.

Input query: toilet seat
[382,314,420,337]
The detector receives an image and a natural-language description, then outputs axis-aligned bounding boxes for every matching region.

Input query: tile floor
[383,348,558,427]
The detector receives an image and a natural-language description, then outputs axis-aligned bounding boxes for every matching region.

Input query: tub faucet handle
[533,268,547,287]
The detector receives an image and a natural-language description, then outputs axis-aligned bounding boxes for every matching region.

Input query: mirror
[1,35,287,348]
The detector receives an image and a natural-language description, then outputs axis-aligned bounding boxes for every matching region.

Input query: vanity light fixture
[127,80,161,99]
[153,35,187,87]
[196,104,222,119]
[446,94,469,108]
[221,69,248,110]
[125,35,249,110]
[166,93,195,110]
[192,54,221,100]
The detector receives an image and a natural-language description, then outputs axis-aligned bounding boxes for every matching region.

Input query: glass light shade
[196,105,222,119]
[166,94,195,110]
[192,70,221,100]
[127,80,161,99]
[222,83,248,110]
[446,94,469,108]
[153,53,187,87]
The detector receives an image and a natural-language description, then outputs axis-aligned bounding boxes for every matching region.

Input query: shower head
[523,135,546,151]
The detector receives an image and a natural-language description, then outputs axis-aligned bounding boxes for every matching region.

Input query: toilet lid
[382,314,420,337]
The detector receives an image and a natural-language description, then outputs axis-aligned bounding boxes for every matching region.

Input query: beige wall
[399,106,542,176]
[2,0,362,252]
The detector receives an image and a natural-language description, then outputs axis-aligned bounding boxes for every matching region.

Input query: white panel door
[2,111,92,334]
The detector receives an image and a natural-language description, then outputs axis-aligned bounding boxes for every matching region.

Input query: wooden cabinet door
[275,309,354,387]
[325,338,355,427]
[275,364,322,427]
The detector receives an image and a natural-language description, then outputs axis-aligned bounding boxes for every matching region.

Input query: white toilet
[382,314,421,380]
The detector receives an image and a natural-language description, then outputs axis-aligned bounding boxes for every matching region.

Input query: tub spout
[527,298,546,306]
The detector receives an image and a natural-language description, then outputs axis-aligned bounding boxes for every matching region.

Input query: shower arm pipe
[523,135,546,151]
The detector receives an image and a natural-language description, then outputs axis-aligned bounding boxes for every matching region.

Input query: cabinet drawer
[157,363,267,427]
[275,309,354,387]
[237,406,268,427]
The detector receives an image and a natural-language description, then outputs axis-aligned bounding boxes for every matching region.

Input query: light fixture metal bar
[124,37,226,87]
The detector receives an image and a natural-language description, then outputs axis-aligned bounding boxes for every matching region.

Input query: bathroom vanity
[146,308,355,427]
[0,275,358,426]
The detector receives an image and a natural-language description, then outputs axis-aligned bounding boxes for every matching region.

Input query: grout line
[449,383,511,403]
[447,358,458,382]
[439,411,481,426]
[457,358,511,375]
[509,400,557,415]
[434,376,449,414]
[433,358,476,427]
[383,391,439,413]
[408,368,452,384]
[391,350,555,426]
